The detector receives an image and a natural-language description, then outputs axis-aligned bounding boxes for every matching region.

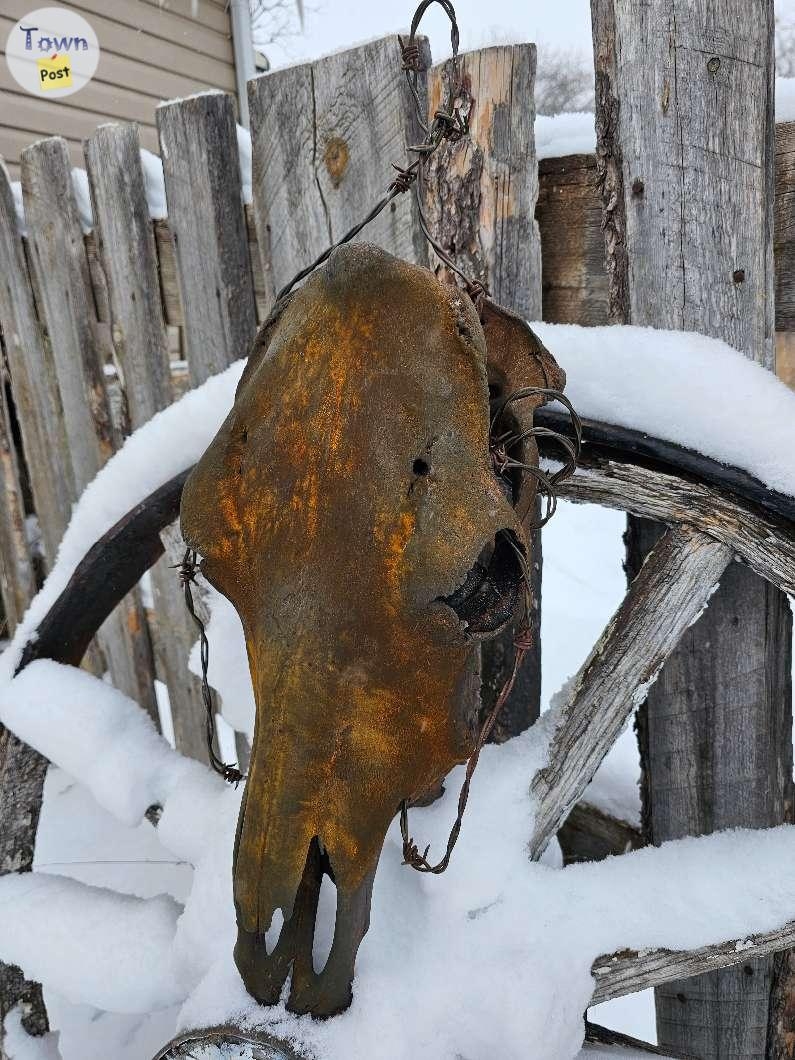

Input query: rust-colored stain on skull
[180,244,564,1018]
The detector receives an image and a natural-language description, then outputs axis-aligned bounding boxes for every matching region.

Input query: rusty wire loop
[180,549,244,785]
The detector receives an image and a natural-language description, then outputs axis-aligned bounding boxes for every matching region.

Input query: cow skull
[180,243,564,1017]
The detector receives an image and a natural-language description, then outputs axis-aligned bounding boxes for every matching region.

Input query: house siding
[0,0,237,179]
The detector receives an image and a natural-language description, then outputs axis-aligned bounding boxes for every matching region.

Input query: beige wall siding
[0,0,236,180]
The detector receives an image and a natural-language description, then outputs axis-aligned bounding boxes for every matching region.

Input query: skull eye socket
[412,457,430,476]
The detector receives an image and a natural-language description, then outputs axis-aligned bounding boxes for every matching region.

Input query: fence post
[84,121,212,763]
[423,44,543,739]
[0,163,72,569]
[157,92,257,385]
[20,137,158,722]
[590,2,793,1054]
[157,95,258,762]
[248,35,431,306]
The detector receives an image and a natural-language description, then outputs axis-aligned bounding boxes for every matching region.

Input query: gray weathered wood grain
[85,123,211,765]
[592,921,795,1005]
[0,381,36,632]
[84,124,172,426]
[0,161,72,567]
[21,138,118,486]
[425,45,541,319]
[248,35,430,306]
[20,136,157,720]
[529,526,731,860]
[590,3,789,1052]
[157,92,257,385]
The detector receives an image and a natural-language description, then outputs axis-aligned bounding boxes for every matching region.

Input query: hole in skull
[412,457,430,476]
[312,872,338,975]
[437,529,524,635]
[264,907,284,956]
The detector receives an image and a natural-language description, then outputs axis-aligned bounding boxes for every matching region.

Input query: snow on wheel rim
[152,1027,299,1059]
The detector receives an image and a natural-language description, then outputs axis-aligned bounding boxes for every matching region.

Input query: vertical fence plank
[0,163,72,568]
[0,378,35,632]
[157,94,257,763]
[426,45,542,319]
[248,35,431,305]
[157,92,257,384]
[20,136,158,721]
[775,122,795,390]
[423,44,543,739]
[536,154,609,326]
[590,2,792,1055]
[85,122,211,765]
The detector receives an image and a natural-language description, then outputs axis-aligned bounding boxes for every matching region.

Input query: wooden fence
[0,25,794,1054]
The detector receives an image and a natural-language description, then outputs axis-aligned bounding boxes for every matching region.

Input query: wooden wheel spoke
[591,920,795,1005]
[528,526,732,860]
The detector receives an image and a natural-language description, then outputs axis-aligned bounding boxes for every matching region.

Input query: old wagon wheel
[8,408,795,1059]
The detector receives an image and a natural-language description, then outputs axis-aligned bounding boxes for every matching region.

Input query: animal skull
[180,243,564,1017]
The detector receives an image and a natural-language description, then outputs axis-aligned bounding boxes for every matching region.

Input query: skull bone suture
[180,243,565,1018]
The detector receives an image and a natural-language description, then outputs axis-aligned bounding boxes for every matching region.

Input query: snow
[0,873,186,1014]
[536,112,595,158]
[777,77,795,122]
[69,169,92,235]
[534,321,795,499]
[0,662,218,830]
[140,149,167,219]
[3,1008,61,1060]
[237,125,253,205]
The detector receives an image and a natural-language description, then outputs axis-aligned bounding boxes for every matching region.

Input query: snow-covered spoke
[0,662,225,865]
[529,526,732,860]
[0,873,185,1014]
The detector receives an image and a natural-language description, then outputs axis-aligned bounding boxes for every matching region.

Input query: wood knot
[324,137,349,188]
[631,177,645,196]
[733,268,746,284]
[707,56,721,75]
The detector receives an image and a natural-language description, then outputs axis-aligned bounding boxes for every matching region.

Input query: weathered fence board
[157,92,257,384]
[85,122,211,765]
[590,1,792,1053]
[0,380,35,632]
[249,35,431,304]
[20,136,158,721]
[0,163,72,568]
[426,45,542,319]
